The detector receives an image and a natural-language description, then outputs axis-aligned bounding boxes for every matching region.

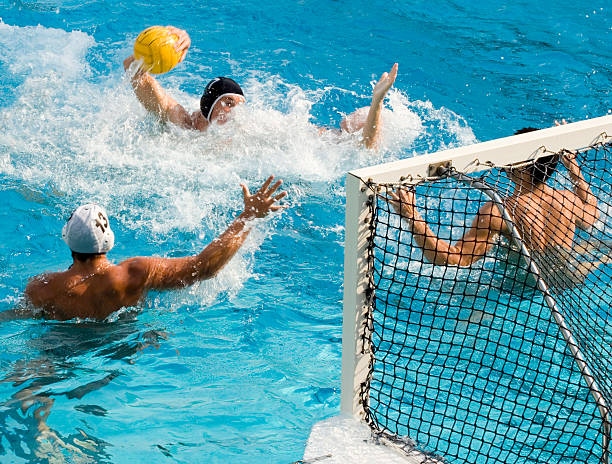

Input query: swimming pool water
[0,1,610,462]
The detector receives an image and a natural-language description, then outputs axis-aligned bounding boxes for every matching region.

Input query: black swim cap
[200,77,244,121]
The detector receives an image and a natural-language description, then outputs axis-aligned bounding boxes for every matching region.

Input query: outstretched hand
[387,188,417,220]
[240,176,288,220]
[372,63,398,103]
[166,26,191,62]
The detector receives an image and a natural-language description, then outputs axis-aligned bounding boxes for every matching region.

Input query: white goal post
[340,114,612,421]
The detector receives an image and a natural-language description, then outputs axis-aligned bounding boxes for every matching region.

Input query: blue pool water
[0,1,610,462]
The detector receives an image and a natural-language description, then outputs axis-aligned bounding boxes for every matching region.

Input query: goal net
[341,116,612,464]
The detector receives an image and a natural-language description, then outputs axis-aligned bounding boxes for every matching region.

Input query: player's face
[210,95,245,124]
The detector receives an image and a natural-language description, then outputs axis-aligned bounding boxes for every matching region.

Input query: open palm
[372,63,398,102]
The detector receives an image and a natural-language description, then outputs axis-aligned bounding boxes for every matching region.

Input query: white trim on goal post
[351,115,612,184]
[340,172,372,418]
[340,114,612,420]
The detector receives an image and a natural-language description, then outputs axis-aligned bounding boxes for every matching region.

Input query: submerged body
[25,178,287,321]
[26,256,144,320]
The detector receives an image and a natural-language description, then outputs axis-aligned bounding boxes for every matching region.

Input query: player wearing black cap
[123,26,396,149]
[123,26,245,131]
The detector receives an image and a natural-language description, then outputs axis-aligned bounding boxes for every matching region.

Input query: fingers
[240,176,288,219]
[179,34,191,50]
[378,63,398,84]
[240,183,249,200]
[123,55,136,71]
[267,179,283,196]
[372,62,398,100]
[385,192,400,204]
[244,177,285,197]
[398,189,414,203]
[385,189,415,213]
[166,26,181,39]
[388,63,398,83]
[562,149,577,161]
[166,26,190,54]
[263,187,287,209]
[259,176,274,193]
[561,152,578,172]
[274,191,288,201]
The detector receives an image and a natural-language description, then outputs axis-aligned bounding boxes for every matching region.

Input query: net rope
[361,138,612,463]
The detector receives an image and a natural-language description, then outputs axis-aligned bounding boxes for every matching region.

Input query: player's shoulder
[552,187,579,207]
[117,257,149,277]
[26,271,62,288]
[24,271,60,304]
[116,257,152,289]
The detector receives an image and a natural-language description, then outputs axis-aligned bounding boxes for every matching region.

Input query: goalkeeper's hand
[387,188,417,220]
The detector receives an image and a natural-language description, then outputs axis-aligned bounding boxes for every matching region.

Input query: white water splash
[0,22,476,308]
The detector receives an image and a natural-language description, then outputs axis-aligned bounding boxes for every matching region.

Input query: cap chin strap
[206,93,244,121]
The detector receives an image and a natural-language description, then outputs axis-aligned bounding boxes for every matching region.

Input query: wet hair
[514,127,559,185]
[514,127,539,135]
[71,251,105,262]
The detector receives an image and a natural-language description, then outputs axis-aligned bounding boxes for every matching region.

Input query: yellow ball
[133,26,182,75]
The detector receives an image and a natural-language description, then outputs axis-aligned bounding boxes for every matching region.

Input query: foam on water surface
[0,21,475,307]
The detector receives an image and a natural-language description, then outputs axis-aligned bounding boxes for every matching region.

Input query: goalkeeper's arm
[388,190,504,266]
[561,152,599,229]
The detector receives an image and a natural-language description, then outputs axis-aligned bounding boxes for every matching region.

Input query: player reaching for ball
[124,26,243,132]
[123,26,398,149]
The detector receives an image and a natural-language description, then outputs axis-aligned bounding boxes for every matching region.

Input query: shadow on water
[0,315,169,463]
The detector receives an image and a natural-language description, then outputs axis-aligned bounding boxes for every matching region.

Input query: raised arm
[125,177,287,291]
[123,26,194,129]
[561,151,599,229]
[388,189,505,266]
[361,63,398,150]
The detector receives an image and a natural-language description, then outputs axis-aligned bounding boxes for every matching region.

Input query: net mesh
[361,138,612,463]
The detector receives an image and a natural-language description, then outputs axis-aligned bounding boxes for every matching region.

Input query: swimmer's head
[62,204,114,258]
[512,127,559,185]
[200,77,245,124]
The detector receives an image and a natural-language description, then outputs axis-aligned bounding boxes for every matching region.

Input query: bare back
[504,186,584,252]
[25,259,148,321]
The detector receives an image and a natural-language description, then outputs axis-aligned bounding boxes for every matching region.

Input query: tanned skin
[25,177,287,320]
[388,152,598,266]
[123,26,396,149]
[345,63,398,149]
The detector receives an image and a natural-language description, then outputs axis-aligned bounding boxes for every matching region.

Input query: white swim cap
[62,204,114,254]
